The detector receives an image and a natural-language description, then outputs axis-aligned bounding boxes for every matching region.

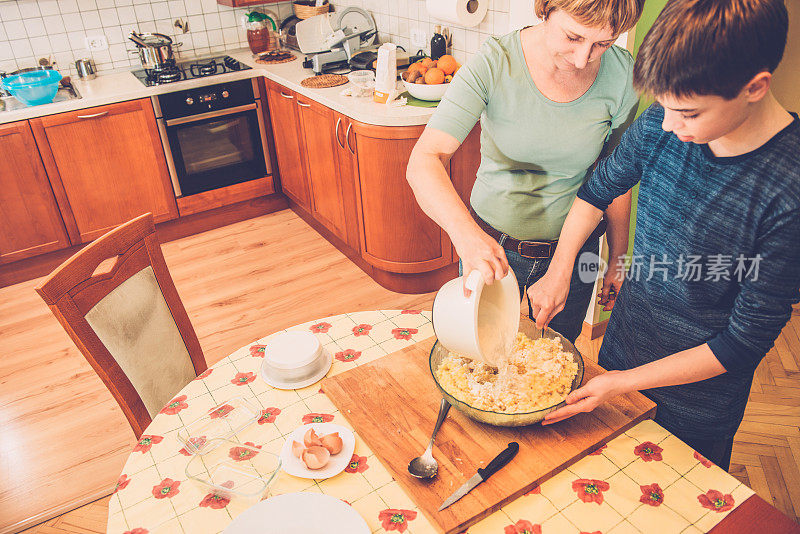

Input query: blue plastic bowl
[1,70,63,106]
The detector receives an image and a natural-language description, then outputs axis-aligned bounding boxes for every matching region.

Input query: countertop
[0,48,436,127]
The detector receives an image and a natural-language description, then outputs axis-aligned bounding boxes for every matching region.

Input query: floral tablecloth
[107,310,754,534]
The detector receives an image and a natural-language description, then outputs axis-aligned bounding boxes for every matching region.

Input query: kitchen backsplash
[0,0,516,76]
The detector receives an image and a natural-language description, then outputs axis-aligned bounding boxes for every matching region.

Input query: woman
[406,0,643,343]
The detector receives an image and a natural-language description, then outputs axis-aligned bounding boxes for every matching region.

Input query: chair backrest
[36,213,207,439]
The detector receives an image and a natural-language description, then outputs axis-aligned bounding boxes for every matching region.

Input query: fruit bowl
[401,76,450,101]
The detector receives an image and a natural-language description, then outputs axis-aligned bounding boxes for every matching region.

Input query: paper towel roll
[426,0,488,28]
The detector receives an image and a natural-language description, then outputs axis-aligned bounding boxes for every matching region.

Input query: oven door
[162,103,269,197]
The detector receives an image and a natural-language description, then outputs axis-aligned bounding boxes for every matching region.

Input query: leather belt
[472,211,607,260]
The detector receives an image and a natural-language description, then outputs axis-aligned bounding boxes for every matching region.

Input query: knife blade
[438,442,519,511]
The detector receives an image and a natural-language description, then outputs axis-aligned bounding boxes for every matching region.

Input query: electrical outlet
[410,28,427,49]
[85,35,108,51]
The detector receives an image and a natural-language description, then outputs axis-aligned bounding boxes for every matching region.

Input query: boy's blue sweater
[578,104,800,439]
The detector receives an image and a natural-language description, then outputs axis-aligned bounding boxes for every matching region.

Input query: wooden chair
[36,213,207,439]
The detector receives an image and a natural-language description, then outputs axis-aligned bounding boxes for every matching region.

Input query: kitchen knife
[438,442,520,511]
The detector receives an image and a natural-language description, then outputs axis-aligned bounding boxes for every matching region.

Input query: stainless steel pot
[129,31,181,70]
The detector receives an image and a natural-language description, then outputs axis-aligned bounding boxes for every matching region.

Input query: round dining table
[107,310,760,534]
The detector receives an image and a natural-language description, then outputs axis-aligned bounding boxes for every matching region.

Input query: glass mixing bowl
[429,315,584,427]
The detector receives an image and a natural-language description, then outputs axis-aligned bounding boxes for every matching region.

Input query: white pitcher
[432,269,520,366]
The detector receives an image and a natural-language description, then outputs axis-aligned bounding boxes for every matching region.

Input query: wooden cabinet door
[265,81,310,210]
[334,114,362,251]
[0,120,70,263]
[295,96,347,242]
[351,122,453,273]
[31,99,177,244]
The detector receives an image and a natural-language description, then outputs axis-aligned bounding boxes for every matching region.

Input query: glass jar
[244,11,278,55]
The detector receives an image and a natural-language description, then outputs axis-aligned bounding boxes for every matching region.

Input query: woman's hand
[526,269,571,329]
[452,226,509,296]
[598,256,626,311]
[541,370,631,425]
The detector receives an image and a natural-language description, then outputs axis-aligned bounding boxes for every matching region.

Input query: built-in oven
[152,78,271,197]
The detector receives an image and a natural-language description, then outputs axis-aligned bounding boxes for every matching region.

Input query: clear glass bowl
[176,397,260,455]
[429,315,585,427]
[185,438,281,505]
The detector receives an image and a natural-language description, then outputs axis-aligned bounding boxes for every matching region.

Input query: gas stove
[131,55,251,87]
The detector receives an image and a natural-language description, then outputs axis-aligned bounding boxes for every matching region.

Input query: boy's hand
[541,371,631,425]
[527,270,571,329]
[598,262,626,311]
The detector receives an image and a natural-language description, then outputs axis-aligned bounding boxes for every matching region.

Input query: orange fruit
[420,57,434,68]
[438,55,458,75]
[424,67,445,85]
[416,65,428,76]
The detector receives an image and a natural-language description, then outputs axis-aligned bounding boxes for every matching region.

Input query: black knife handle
[477,442,519,480]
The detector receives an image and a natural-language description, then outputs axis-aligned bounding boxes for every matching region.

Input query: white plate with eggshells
[279,423,356,479]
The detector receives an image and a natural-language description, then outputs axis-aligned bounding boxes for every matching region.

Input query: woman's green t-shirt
[427,30,638,240]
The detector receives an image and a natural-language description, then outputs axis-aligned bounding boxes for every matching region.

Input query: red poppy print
[572,479,610,505]
[335,349,361,362]
[231,372,256,386]
[151,478,180,499]
[124,529,148,534]
[352,324,372,336]
[195,368,213,380]
[310,322,332,333]
[698,489,735,512]
[504,519,541,534]
[344,454,369,473]
[302,412,334,424]
[639,483,664,506]
[229,442,261,462]
[401,309,422,314]
[209,404,235,419]
[634,441,664,462]
[133,435,163,453]
[524,485,541,495]
[159,395,188,415]
[694,451,714,467]
[378,509,417,533]
[258,407,281,424]
[589,444,607,456]
[391,327,418,340]
[179,436,207,456]
[249,344,266,357]
[114,474,130,493]
[199,480,235,509]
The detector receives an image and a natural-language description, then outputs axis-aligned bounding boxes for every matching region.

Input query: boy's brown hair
[534,0,645,35]
[633,0,789,99]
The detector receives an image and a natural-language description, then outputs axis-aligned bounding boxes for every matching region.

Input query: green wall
[598,0,668,321]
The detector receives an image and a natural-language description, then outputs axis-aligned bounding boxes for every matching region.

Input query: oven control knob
[221,90,229,98]
[185,97,194,105]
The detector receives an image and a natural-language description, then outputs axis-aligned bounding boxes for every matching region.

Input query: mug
[432,269,520,365]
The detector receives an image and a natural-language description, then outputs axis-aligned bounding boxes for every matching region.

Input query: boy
[527,0,799,470]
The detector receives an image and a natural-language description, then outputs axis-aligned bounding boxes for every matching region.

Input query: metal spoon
[408,398,451,479]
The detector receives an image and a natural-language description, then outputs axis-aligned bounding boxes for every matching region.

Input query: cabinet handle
[76,111,109,119]
[297,101,311,108]
[346,122,355,155]
[334,117,344,149]
[280,92,293,99]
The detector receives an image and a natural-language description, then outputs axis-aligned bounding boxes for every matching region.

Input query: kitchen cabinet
[332,112,362,251]
[295,95,349,243]
[30,99,178,244]
[0,120,70,264]
[265,81,311,210]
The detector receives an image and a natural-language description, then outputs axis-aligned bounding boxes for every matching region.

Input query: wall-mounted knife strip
[322,337,657,534]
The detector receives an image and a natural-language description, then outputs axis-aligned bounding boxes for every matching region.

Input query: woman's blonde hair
[534,0,644,35]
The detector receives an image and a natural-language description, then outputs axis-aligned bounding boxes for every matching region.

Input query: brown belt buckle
[518,241,553,259]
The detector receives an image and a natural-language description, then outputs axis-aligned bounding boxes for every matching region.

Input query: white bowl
[259,331,332,389]
[401,77,449,101]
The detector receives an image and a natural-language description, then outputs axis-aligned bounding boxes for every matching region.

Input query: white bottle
[373,43,398,104]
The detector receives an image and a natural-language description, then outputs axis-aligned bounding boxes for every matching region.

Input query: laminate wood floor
[1,209,435,534]
[6,210,800,532]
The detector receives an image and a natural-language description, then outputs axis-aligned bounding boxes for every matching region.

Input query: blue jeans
[461,237,599,344]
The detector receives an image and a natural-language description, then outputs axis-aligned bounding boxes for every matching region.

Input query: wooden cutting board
[322,337,657,534]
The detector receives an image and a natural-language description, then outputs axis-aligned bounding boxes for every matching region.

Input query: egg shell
[320,432,343,455]
[292,440,305,458]
[304,428,322,448]
[302,445,331,469]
